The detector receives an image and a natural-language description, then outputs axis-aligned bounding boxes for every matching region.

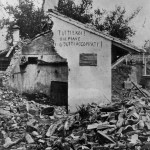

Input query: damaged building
[6,10,144,111]
[7,31,68,106]
[0,23,20,86]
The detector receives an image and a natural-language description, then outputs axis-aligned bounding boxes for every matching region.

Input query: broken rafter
[131,81,148,98]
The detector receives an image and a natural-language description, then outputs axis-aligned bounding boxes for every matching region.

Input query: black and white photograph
[0,0,150,149]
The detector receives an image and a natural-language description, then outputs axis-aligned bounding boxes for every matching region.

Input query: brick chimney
[43,0,59,12]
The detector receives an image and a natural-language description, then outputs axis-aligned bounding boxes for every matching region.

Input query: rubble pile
[0,87,67,150]
[22,92,50,105]
[112,64,132,97]
[1,87,150,149]
[112,64,146,100]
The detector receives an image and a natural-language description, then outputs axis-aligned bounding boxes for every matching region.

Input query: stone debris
[1,86,150,149]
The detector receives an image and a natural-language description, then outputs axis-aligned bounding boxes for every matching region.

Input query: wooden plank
[6,46,14,57]
[131,81,147,97]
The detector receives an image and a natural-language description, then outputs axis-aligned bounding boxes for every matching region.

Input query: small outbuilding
[7,10,144,111]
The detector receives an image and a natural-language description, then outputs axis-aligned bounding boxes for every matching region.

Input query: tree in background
[93,6,141,41]
[5,0,48,39]
[57,0,93,24]
[57,0,141,42]
[4,0,141,42]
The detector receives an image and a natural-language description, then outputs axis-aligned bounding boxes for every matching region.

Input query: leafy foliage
[57,0,141,41]
[93,6,141,41]
[4,0,141,42]
[77,104,90,120]
[57,0,93,24]
[5,0,48,39]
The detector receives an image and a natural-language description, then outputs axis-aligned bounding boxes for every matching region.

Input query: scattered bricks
[25,133,34,144]
[2,82,150,150]
[41,106,54,116]
[87,123,99,130]
[38,139,45,143]
[97,131,115,144]
[45,147,52,150]
[31,131,39,137]
[87,134,95,142]
[28,104,39,116]
[62,142,71,150]
[116,112,124,128]
[26,119,38,132]
[46,123,59,137]
[3,137,14,148]
[93,146,110,150]
[18,104,27,114]
[0,78,3,87]
[3,137,22,149]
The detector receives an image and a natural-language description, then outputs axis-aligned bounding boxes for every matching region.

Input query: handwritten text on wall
[55,30,102,47]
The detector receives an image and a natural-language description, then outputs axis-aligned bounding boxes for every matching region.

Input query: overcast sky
[0,0,150,48]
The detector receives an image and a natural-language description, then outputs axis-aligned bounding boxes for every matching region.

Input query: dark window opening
[28,57,38,64]
[0,59,10,71]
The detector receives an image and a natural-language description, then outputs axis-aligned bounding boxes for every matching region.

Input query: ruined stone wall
[9,63,68,95]
[3,42,22,88]
[5,33,68,96]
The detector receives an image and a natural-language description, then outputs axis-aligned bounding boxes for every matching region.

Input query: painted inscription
[56,30,101,47]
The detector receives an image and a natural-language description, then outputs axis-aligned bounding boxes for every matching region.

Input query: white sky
[92,0,150,48]
[0,0,150,48]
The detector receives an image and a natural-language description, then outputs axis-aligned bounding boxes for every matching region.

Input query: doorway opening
[50,62,68,112]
